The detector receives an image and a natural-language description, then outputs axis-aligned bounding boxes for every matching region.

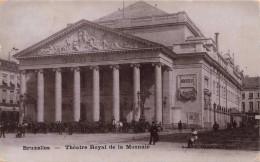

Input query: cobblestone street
[0,132,259,162]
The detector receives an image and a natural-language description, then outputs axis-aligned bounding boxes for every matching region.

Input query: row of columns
[20,63,165,123]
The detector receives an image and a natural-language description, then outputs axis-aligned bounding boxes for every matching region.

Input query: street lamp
[213,102,216,122]
[19,94,27,123]
[137,90,151,123]
[163,97,167,109]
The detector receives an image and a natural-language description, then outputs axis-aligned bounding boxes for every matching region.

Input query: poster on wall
[187,112,200,125]
[177,74,197,101]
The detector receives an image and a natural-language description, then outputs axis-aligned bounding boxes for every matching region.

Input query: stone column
[153,63,163,124]
[72,67,80,122]
[162,67,173,124]
[110,65,120,122]
[54,68,62,122]
[131,64,140,122]
[37,69,44,122]
[20,70,26,123]
[91,66,100,121]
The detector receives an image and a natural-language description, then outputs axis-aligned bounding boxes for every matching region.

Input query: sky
[0,0,259,77]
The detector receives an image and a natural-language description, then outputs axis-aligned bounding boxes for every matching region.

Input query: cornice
[18,47,171,61]
[176,52,242,89]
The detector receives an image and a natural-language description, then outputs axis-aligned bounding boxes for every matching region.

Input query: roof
[0,58,19,72]
[13,19,175,59]
[96,1,168,21]
[242,77,260,89]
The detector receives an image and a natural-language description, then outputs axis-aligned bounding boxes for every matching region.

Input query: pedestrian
[58,121,62,135]
[68,122,73,135]
[187,128,198,148]
[43,121,47,134]
[232,120,237,128]
[178,120,183,132]
[213,121,219,131]
[21,123,26,137]
[149,121,159,145]
[16,123,22,138]
[0,122,6,138]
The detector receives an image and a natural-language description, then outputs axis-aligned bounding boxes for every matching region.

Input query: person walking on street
[149,121,159,145]
[187,128,198,148]
[0,122,6,138]
[232,120,237,128]
[21,123,26,138]
[213,121,219,131]
[178,120,183,132]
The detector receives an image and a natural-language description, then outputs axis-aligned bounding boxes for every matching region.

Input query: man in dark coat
[178,120,183,132]
[149,121,159,145]
[0,122,6,138]
[213,122,219,131]
[232,120,237,128]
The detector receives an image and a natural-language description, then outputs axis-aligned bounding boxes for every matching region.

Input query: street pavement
[0,130,259,162]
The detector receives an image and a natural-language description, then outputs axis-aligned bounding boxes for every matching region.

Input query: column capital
[53,68,62,73]
[71,67,80,72]
[90,66,100,71]
[152,62,164,67]
[164,66,173,71]
[130,63,141,69]
[110,64,120,70]
[20,70,26,75]
[35,69,44,74]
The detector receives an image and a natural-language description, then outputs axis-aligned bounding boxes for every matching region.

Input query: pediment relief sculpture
[38,26,143,55]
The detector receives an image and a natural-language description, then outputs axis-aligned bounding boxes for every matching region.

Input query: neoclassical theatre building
[14,1,243,128]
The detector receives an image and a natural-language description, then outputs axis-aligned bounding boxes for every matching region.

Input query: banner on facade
[177,74,197,101]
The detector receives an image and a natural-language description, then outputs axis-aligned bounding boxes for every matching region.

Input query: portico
[14,20,175,124]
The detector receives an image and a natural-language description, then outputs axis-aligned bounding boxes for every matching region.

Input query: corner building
[0,58,20,123]
[13,1,243,129]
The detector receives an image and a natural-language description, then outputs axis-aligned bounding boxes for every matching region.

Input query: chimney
[215,32,219,51]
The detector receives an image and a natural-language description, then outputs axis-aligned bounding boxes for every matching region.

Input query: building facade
[0,58,20,123]
[13,1,243,128]
[241,77,260,119]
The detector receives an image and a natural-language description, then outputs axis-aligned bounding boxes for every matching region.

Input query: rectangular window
[242,93,245,99]
[2,73,7,85]
[10,91,14,103]
[10,75,14,85]
[2,90,7,102]
[204,77,209,90]
[17,76,20,87]
[242,102,245,112]
[213,81,215,94]
[17,92,20,103]
[249,102,253,111]
[258,93,260,98]
[249,93,253,99]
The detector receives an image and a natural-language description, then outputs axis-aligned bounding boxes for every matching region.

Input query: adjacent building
[0,58,20,123]
[13,1,243,128]
[241,77,260,119]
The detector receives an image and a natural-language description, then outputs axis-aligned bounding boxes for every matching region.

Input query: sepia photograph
[0,0,259,161]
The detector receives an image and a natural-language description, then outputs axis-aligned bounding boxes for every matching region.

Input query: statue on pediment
[38,26,140,55]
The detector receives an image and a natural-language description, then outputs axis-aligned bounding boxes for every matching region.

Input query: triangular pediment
[14,20,163,58]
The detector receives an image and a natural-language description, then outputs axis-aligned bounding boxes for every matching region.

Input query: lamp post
[137,90,151,123]
[19,94,27,123]
[213,103,216,122]
[163,97,167,109]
